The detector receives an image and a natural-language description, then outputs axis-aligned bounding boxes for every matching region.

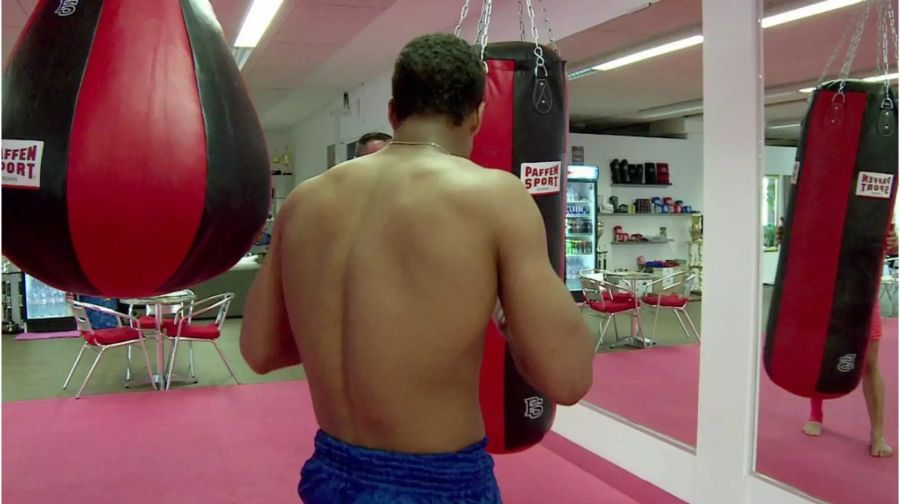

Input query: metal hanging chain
[877,0,895,107]
[480,0,493,62]
[518,0,526,42]
[836,0,873,95]
[886,0,899,57]
[472,0,485,44]
[454,0,472,38]
[878,1,890,83]
[474,0,493,63]
[536,0,559,54]
[525,0,548,77]
[817,13,856,85]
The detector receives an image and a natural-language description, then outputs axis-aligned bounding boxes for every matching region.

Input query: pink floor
[585,318,899,504]
[3,380,672,504]
[14,330,79,341]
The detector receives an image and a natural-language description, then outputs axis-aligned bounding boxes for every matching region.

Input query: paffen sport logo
[55,0,79,16]
[837,354,857,373]
[524,396,544,420]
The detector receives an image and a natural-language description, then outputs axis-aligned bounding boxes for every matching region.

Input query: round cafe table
[604,270,656,348]
[121,290,196,389]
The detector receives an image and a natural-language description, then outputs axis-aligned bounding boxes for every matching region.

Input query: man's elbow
[239,331,273,375]
[550,373,593,406]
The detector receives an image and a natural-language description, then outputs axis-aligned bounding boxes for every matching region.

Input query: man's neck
[391,118,470,157]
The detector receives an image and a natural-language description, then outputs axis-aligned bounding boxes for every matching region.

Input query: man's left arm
[240,219,301,374]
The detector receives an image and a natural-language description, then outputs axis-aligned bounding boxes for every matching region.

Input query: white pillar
[695,0,764,502]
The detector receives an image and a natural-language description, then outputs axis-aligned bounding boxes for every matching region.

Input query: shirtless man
[240,33,594,503]
[777,224,897,457]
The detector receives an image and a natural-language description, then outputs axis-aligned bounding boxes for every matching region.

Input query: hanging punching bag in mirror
[765,80,898,399]
[2,0,270,298]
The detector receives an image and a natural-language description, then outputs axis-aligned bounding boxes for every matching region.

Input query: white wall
[570,133,703,271]
[282,73,393,187]
[571,133,800,274]
[339,71,393,144]
[288,102,341,185]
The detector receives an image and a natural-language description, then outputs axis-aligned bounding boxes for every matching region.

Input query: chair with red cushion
[578,269,642,351]
[639,270,700,343]
[63,301,156,399]
[164,293,239,390]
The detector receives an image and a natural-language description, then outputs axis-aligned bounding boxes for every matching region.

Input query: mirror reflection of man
[355,132,392,157]
[777,224,898,457]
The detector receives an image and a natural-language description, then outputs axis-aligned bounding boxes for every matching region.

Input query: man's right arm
[489,172,594,405]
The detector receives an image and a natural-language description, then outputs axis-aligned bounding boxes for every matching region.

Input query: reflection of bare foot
[803,421,822,436]
[870,437,893,457]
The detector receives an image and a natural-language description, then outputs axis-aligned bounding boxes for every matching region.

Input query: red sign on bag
[2,139,44,190]
[521,161,562,196]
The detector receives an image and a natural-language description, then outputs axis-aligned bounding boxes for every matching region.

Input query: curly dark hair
[391,33,485,127]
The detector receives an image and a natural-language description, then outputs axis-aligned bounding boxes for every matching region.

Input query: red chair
[164,293,240,390]
[639,271,700,342]
[579,270,643,351]
[63,301,157,399]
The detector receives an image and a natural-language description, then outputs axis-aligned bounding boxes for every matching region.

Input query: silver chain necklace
[388,140,451,155]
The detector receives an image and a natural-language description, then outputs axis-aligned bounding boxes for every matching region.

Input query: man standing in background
[354,132,392,157]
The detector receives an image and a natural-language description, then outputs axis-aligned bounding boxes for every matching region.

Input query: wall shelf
[611,240,674,245]
[599,213,699,217]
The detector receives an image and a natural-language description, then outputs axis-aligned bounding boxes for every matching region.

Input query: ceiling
[2,0,896,141]
[563,0,896,142]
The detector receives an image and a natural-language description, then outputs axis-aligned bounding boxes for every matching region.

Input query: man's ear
[471,102,486,134]
[388,97,399,129]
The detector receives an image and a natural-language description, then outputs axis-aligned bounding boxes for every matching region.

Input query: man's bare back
[278,148,518,453]
[240,33,592,503]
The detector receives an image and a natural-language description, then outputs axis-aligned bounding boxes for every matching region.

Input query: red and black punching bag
[2,0,270,297]
[472,42,567,454]
[765,80,898,398]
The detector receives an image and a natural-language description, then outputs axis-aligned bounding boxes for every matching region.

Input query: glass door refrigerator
[565,165,599,300]
[23,274,73,332]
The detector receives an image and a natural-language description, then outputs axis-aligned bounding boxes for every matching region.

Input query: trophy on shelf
[688,214,703,294]
[271,147,292,175]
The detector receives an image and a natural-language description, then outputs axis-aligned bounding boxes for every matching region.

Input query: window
[761,175,779,249]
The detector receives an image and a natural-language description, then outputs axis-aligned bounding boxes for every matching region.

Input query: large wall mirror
[562,0,704,449]
[754,1,899,503]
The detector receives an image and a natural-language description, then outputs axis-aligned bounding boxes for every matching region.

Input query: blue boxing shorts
[298,430,501,503]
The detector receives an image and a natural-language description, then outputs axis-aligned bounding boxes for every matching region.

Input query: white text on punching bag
[54,0,79,16]
[524,396,545,419]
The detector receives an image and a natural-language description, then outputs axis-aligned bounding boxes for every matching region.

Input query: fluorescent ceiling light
[863,72,900,82]
[592,35,703,71]
[567,68,599,80]
[798,73,899,92]
[761,0,865,29]
[768,123,801,130]
[580,0,864,76]
[234,0,285,48]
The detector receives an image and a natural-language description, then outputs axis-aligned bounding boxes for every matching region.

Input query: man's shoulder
[441,159,522,192]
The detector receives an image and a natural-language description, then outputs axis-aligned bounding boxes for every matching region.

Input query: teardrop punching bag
[472,42,567,454]
[1,0,270,298]
[765,80,898,399]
